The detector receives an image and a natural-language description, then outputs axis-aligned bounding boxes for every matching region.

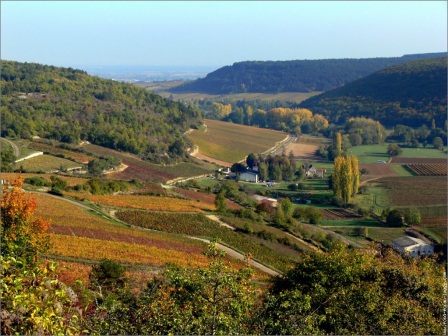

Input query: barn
[392,236,434,258]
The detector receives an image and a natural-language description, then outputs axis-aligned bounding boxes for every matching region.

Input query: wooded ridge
[1,61,203,163]
[299,57,447,127]
[169,52,446,94]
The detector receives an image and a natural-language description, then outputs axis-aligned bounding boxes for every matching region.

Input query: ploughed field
[378,176,447,207]
[406,164,447,176]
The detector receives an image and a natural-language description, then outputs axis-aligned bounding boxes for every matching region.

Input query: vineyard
[34,192,211,259]
[83,143,215,182]
[322,208,362,220]
[49,234,210,268]
[116,210,297,272]
[28,141,94,163]
[379,176,447,207]
[406,164,447,176]
[15,154,81,172]
[64,192,216,212]
[3,173,89,187]
[174,187,241,210]
[188,119,287,163]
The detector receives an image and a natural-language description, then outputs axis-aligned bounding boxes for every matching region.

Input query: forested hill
[169,52,447,94]
[1,61,203,163]
[299,57,447,128]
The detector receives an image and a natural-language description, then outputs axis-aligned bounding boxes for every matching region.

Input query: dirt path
[206,215,235,230]
[103,163,129,175]
[284,232,322,253]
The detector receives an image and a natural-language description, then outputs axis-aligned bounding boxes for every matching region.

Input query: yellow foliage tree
[333,154,360,203]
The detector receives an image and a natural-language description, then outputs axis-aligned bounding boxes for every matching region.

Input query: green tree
[432,136,444,150]
[1,145,16,172]
[403,208,421,225]
[258,162,268,181]
[387,143,403,157]
[260,245,445,335]
[134,241,256,335]
[306,206,323,224]
[214,192,228,213]
[89,258,127,293]
[246,153,258,168]
[386,209,405,227]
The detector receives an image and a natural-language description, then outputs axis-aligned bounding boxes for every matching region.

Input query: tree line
[169,53,446,94]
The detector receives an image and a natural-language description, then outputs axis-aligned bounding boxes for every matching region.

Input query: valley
[1,56,446,335]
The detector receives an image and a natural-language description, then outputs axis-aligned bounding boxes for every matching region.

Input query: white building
[392,236,434,258]
[239,170,259,183]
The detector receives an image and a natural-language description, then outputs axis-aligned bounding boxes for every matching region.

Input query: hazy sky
[1,1,447,68]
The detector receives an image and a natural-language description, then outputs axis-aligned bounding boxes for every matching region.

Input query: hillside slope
[1,61,202,163]
[299,57,447,127]
[169,53,446,94]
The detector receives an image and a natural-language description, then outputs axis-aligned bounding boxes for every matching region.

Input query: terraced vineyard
[64,192,216,212]
[406,163,447,176]
[323,208,362,220]
[116,210,298,272]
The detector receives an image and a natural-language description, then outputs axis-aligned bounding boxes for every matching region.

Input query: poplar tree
[332,154,360,203]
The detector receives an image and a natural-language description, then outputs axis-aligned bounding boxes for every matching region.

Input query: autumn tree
[1,177,50,262]
[332,154,360,203]
[330,132,343,159]
[1,178,82,335]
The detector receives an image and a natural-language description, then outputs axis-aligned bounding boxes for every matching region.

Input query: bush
[24,176,49,187]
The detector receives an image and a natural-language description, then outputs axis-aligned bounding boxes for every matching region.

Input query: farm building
[240,170,259,183]
[306,167,316,177]
[392,236,434,258]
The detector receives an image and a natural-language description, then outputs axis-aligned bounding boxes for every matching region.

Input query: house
[239,170,259,183]
[221,167,231,174]
[392,236,434,258]
[316,168,325,178]
[306,167,316,177]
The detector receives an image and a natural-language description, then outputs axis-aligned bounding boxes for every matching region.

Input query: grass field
[321,219,383,227]
[400,147,447,158]
[349,144,390,163]
[390,164,414,176]
[188,119,287,163]
[350,144,447,164]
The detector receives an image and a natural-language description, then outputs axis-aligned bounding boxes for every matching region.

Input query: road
[301,223,364,248]
[190,237,280,277]
[1,137,20,157]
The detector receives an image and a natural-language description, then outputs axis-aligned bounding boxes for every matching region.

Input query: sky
[1,1,447,69]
